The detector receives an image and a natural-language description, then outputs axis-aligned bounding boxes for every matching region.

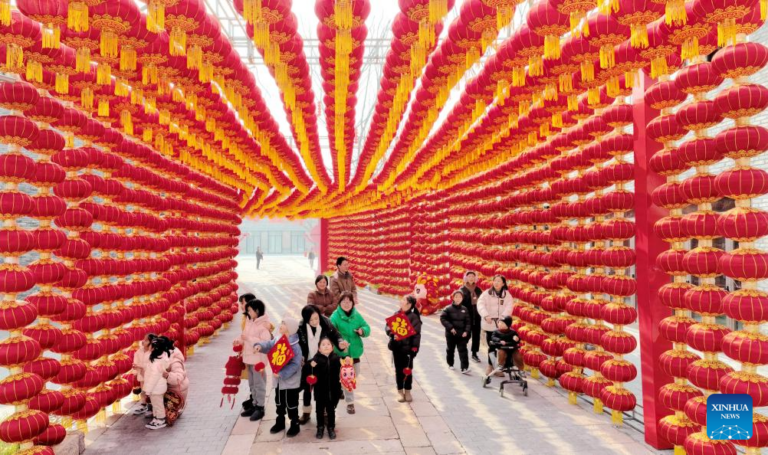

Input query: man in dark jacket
[459,271,483,363]
[440,290,471,373]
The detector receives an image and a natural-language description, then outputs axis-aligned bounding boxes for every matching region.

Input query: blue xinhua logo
[707,394,754,441]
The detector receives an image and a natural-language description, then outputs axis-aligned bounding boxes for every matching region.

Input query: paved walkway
[84,255,663,455]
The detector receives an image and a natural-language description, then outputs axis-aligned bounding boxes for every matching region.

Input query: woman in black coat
[385,295,422,403]
[297,305,347,424]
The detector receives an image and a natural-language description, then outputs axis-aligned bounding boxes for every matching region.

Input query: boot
[240,407,256,418]
[242,396,254,411]
[298,406,311,425]
[286,420,300,438]
[249,405,265,422]
[316,426,324,439]
[269,418,285,434]
[397,389,406,403]
[327,428,336,440]
[404,390,413,402]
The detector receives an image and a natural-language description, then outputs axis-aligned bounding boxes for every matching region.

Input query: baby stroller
[482,335,528,397]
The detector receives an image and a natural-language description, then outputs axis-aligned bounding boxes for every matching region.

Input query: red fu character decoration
[386,312,417,341]
[267,335,295,373]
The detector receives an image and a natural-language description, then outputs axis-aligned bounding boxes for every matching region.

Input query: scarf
[306,323,322,358]
[464,283,479,305]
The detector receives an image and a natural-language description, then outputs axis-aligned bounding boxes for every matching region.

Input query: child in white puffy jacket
[143,341,171,430]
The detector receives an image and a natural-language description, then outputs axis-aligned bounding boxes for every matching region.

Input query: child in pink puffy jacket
[132,333,155,417]
[234,299,272,422]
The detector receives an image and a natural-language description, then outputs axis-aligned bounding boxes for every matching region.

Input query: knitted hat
[452,289,464,298]
[282,316,299,336]
[500,316,513,328]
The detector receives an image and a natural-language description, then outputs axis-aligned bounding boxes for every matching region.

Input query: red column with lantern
[319,218,329,275]
[633,71,674,450]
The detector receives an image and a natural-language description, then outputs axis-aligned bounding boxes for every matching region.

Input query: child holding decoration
[143,337,171,430]
[440,290,471,374]
[330,291,370,414]
[307,337,342,440]
[386,295,422,403]
[254,316,303,437]
[132,333,155,416]
[234,299,272,421]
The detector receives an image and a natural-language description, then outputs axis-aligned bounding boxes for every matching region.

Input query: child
[235,299,272,421]
[440,290,471,374]
[308,337,341,440]
[254,317,303,437]
[485,316,523,385]
[386,295,422,403]
[132,333,155,416]
[329,291,370,414]
[143,337,171,430]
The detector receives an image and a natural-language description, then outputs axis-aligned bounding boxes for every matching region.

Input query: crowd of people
[233,256,519,440]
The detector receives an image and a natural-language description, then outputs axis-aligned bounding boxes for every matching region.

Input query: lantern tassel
[6,44,23,72]
[611,410,623,425]
[681,37,700,60]
[97,64,111,85]
[650,56,668,79]
[170,27,187,56]
[26,60,43,83]
[568,392,578,405]
[98,99,109,117]
[429,0,448,24]
[0,0,8,27]
[42,24,61,49]
[588,87,600,105]
[717,18,737,47]
[147,1,165,32]
[599,45,615,69]
[68,2,89,32]
[55,73,69,94]
[762,0,767,20]
[112,402,121,414]
[568,94,578,111]
[665,0,687,26]
[594,398,604,414]
[581,60,595,82]
[100,30,119,59]
[76,47,91,73]
[544,35,561,59]
[630,24,649,49]
[121,110,133,135]
[120,47,137,71]
[528,56,543,77]
[559,73,573,93]
[81,87,94,110]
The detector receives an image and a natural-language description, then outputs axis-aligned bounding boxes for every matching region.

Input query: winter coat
[298,315,343,361]
[477,289,514,332]
[305,352,342,404]
[460,284,483,318]
[143,353,170,396]
[386,310,422,356]
[307,290,337,317]
[490,329,521,351]
[166,348,189,400]
[133,345,151,382]
[440,303,471,337]
[329,307,370,359]
[254,334,303,390]
[330,271,358,303]
[240,314,272,365]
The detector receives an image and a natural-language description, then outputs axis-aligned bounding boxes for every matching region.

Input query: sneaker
[461,368,470,375]
[448,365,455,370]
[132,404,148,415]
[347,404,355,415]
[146,418,167,430]
[471,354,481,363]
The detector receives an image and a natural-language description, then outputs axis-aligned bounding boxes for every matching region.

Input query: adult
[256,247,264,270]
[297,305,348,425]
[459,271,483,363]
[160,336,189,426]
[330,256,358,305]
[477,275,514,377]
[329,291,370,414]
[234,299,272,421]
[307,275,336,317]
[308,250,316,269]
[385,295,422,403]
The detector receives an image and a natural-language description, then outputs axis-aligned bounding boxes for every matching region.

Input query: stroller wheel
[523,383,529,396]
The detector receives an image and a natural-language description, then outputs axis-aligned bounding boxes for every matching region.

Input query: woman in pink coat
[233,299,272,421]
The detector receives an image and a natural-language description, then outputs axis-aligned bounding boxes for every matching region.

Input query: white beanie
[282,316,299,336]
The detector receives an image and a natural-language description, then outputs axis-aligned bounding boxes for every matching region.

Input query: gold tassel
[6,44,23,72]
[674,446,686,455]
[544,35,561,59]
[512,67,526,87]
[143,128,153,142]
[581,60,594,82]
[466,47,480,70]
[26,60,43,83]
[187,44,203,69]
[77,419,88,434]
[170,27,187,56]
[568,392,578,405]
[254,20,269,49]
[681,37,700,60]
[625,70,636,88]
[100,30,118,58]
[630,24,649,48]
[97,64,111,85]
[114,80,128,97]
[593,399,603,413]
[559,73,573,93]
[540,122,550,137]
[55,73,69,94]
[570,11,585,35]
[112,401,121,414]
[528,56,543,76]
[665,0,687,26]
[552,112,563,128]
[65,133,74,148]
[717,18,737,47]
[42,24,61,49]
[81,87,94,110]
[147,1,165,32]
[120,47,137,71]
[611,410,623,425]
[763,0,767,20]
[429,0,448,24]
[607,75,620,98]
[68,2,89,32]
[121,110,133,135]
[568,94,578,111]
[98,99,109,117]
[335,0,353,29]
[96,409,106,426]
[650,56,668,79]
[76,47,91,73]
[0,0,9,27]
[588,86,600,105]
[598,0,618,14]
[599,45,615,69]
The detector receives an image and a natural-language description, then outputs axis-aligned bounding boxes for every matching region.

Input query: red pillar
[633,72,674,449]
[318,218,329,275]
